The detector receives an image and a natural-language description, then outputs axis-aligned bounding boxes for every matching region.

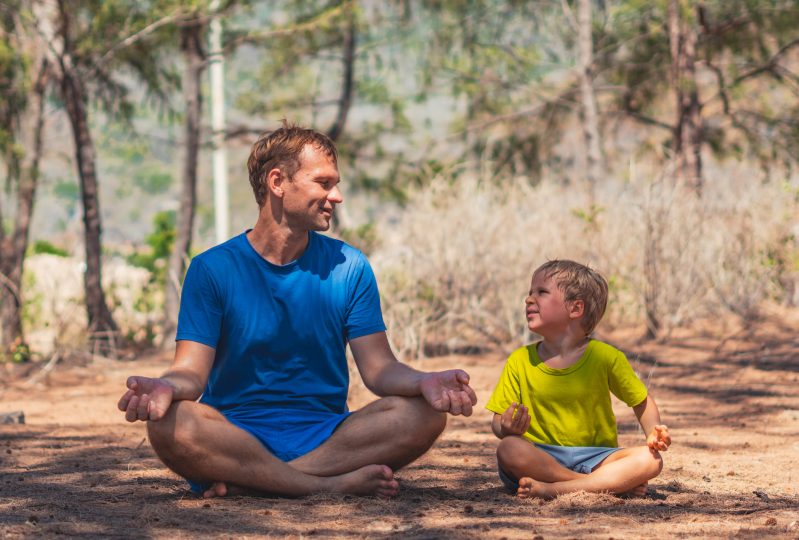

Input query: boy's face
[525,272,574,336]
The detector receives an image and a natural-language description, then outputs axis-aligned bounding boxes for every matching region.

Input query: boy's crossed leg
[497,436,662,499]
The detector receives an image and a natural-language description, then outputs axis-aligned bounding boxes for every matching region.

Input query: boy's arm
[633,395,671,451]
[491,403,530,439]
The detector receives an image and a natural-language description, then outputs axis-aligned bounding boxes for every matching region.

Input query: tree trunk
[0,58,49,354]
[61,66,118,338]
[667,0,703,194]
[327,5,356,143]
[577,0,604,201]
[327,4,357,232]
[163,21,204,346]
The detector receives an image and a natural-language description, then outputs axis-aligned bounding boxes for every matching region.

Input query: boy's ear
[568,299,585,320]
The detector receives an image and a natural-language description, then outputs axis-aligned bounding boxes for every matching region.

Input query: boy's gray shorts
[498,443,622,491]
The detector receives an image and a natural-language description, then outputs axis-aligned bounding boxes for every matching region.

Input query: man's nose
[329,184,344,204]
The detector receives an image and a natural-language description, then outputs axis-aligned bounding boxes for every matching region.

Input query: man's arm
[349,332,477,416]
[117,340,215,422]
[633,395,671,451]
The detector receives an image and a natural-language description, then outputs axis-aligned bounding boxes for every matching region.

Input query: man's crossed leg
[147,396,446,498]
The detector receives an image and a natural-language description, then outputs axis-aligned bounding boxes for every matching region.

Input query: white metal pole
[209,0,229,243]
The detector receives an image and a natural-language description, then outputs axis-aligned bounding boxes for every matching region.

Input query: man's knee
[146,402,202,466]
[381,396,446,444]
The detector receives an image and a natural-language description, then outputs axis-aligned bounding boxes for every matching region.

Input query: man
[118,124,477,498]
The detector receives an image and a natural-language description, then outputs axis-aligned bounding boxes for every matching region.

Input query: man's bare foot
[202,482,254,498]
[516,477,554,500]
[203,481,227,498]
[204,465,398,499]
[330,464,399,497]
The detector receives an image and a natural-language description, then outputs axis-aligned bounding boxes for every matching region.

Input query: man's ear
[569,299,585,319]
[267,168,284,198]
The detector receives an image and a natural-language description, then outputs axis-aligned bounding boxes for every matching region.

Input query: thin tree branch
[97,11,187,68]
[730,38,799,86]
[223,4,347,54]
[611,110,674,131]
[559,0,578,33]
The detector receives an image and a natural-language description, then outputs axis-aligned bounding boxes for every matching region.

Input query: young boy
[486,260,671,499]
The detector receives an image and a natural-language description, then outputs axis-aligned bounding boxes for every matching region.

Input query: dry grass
[371,164,798,358]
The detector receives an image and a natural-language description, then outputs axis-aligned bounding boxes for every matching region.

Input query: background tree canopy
[1,0,798,357]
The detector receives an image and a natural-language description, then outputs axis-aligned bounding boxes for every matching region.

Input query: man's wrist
[158,375,183,399]
[416,371,434,396]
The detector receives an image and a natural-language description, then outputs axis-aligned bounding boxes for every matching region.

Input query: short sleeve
[607,351,648,407]
[344,253,386,340]
[485,349,524,415]
[176,257,224,348]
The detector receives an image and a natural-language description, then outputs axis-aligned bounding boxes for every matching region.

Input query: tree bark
[0,58,49,353]
[326,4,357,232]
[61,66,118,337]
[163,21,205,346]
[327,5,356,143]
[577,0,604,201]
[667,0,703,194]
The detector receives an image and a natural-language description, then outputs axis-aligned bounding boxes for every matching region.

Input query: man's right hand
[500,402,530,437]
[117,376,175,422]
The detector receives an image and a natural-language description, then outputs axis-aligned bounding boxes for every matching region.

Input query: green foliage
[53,180,80,201]
[601,0,799,167]
[127,211,176,284]
[20,271,42,336]
[571,204,606,231]
[10,341,31,363]
[230,1,426,195]
[30,240,69,257]
[134,170,173,195]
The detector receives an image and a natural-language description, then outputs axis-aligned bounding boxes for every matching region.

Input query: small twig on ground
[713,327,746,354]
[23,350,62,387]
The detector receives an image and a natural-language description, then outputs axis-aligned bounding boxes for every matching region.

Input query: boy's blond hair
[534,260,608,335]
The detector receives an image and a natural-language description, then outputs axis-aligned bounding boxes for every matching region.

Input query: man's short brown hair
[247,122,338,207]
[533,259,609,335]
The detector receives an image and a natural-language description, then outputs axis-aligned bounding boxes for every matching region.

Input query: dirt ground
[1,308,798,539]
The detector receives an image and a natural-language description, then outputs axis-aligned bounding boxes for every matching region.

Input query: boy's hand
[647,424,671,452]
[500,402,530,437]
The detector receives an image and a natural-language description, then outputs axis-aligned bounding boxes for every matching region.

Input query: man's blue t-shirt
[176,230,386,461]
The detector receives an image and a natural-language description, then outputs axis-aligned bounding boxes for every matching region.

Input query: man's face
[281,144,343,231]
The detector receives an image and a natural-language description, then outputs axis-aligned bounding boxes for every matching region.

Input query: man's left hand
[419,370,478,416]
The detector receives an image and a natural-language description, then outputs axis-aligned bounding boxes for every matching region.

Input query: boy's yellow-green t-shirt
[485,339,648,448]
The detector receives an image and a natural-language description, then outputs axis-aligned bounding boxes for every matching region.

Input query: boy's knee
[637,447,663,479]
[496,437,526,470]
